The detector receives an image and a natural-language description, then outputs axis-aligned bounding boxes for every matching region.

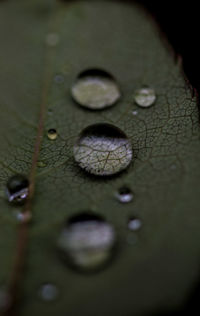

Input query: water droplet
[134,87,156,108]
[16,211,32,223]
[46,33,59,46]
[71,69,121,110]
[116,186,133,203]
[58,213,116,271]
[47,129,57,140]
[37,161,47,168]
[6,175,29,204]
[39,283,59,302]
[128,217,142,231]
[132,110,138,116]
[74,123,133,176]
[54,74,64,84]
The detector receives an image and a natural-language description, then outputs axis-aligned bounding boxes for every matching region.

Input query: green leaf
[0,0,200,315]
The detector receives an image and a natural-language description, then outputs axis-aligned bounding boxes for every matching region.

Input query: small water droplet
[47,129,57,140]
[116,186,133,203]
[46,33,59,46]
[71,69,121,110]
[37,161,47,168]
[16,211,32,224]
[132,110,138,116]
[128,217,142,231]
[54,74,64,84]
[58,213,116,271]
[6,175,29,204]
[39,284,59,302]
[74,123,133,176]
[134,87,156,108]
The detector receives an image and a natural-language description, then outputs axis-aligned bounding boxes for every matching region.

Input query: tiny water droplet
[134,87,156,108]
[37,161,46,168]
[71,69,121,110]
[54,74,64,84]
[47,129,57,140]
[58,213,116,271]
[128,217,142,231]
[39,284,59,302]
[74,123,133,176]
[46,33,59,46]
[116,186,133,203]
[16,211,32,224]
[6,175,29,204]
[132,110,138,116]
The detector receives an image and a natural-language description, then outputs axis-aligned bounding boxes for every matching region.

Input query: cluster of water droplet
[4,67,151,291]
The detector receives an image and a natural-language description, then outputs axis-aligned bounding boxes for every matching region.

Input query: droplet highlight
[74,123,133,176]
[39,284,59,302]
[116,186,133,203]
[128,217,142,231]
[47,129,57,140]
[71,69,121,110]
[58,213,116,271]
[134,87,156,108]
[6,175,29,204]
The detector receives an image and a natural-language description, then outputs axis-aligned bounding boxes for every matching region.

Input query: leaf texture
[0,1,200,315]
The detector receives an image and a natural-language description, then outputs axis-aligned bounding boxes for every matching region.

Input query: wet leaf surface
[0,1,200,315]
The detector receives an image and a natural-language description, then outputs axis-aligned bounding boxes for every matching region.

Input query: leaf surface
[0,1,200,315]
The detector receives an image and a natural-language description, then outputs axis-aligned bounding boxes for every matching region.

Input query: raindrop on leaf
[6,175,29,204]
[71,69,121,110]
[58,213,116,271]
[74,123,133,176]
[134,87,156,108]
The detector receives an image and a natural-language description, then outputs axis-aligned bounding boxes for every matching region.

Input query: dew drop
[116,186,133,203]
[74,123,133,176]
[47,129,57,140]
[45,32,59,46]
[134,87,156,108]
[128,217,142,231]
[39,283,59,302]
[37,161,46,168]
[58,213,116,271]
[16,211,32,224]
[71,69,121,110]
[132,110,138,116]
[6,175,29,204]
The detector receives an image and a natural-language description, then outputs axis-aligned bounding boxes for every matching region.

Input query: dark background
[139,0,200,94]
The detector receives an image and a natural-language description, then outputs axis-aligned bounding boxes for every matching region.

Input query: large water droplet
[39,283,59,302]
[6,175,29,204]
[58,213,116,271]
[47,129,57,140]
[74,123,133,176]
[134,87,156,108]
[128,217,142,231]
[116,186,133,203]
[71,69,121,110]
